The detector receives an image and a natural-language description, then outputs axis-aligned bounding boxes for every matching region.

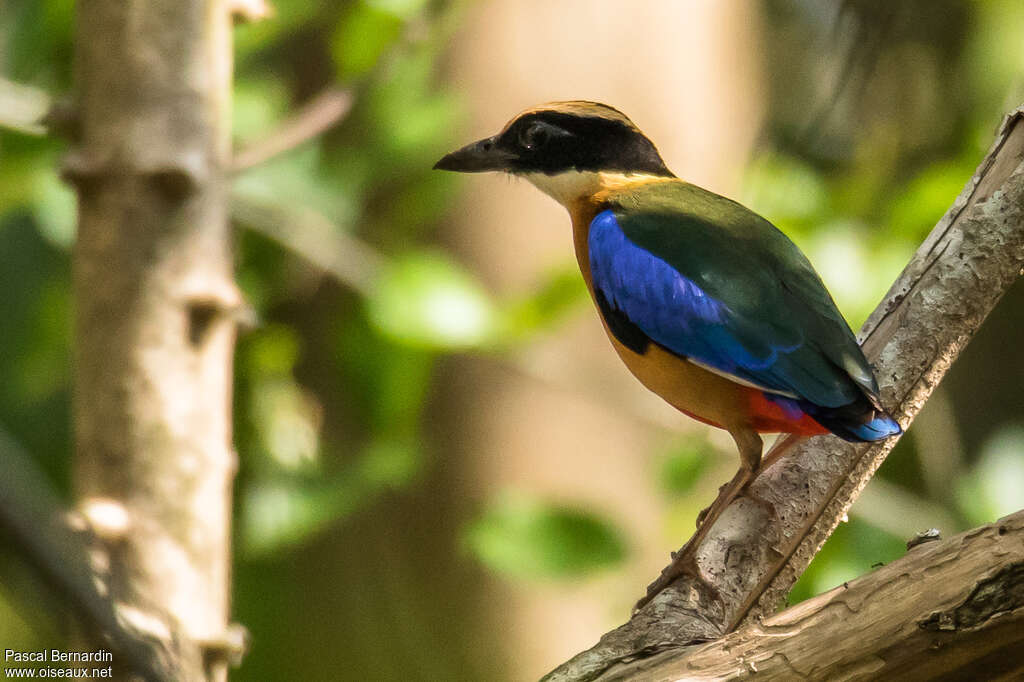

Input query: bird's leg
[635,429,763,611]
[693,431,801,527]
[759,432,802,473]
[635,432,808,611]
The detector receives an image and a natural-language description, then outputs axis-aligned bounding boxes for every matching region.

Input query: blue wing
[588,208,859,409]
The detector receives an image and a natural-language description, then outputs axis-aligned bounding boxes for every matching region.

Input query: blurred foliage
[956,424,1024,526]
[657,438,714,497]
[0,0,1022,680]
[787,516,905,604]
[368,251,496,350]
[463,492,626,579]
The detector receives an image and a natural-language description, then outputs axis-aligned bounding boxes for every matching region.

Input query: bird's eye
[519,121,554,151]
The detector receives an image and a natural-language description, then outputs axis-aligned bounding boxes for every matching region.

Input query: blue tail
[840,413,903,442]
[803,398,902,443]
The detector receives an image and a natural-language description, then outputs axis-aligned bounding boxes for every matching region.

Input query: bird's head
[434,101,674,205]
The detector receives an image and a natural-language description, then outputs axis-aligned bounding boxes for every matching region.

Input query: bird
[434,101,901,602]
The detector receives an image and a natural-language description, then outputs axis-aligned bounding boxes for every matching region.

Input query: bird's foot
[695,477,737,528]
[634,467,754,612]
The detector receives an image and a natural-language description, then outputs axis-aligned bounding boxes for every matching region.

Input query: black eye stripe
[519,120,570,149]
[496,109,673,177]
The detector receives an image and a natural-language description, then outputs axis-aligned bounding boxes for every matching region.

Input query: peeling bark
[597,510,1024,681]
[69,1,239,680]
[544,105,1024,682]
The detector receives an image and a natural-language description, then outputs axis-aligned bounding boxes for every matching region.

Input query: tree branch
[230,87,353,173]
[231,192,384,295]
[229,0,462,173]
[598,510,1024,681]
[544,104,1024,682]
[0,427,178,681]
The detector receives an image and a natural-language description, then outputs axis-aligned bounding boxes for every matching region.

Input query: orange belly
[606,331,826,436]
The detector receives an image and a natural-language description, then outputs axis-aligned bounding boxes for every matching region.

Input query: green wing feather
[604,180,880,408]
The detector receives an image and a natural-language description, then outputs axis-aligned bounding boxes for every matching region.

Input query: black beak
[433,135,516,172]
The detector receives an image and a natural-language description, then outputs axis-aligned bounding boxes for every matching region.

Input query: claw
[634,433,802,611]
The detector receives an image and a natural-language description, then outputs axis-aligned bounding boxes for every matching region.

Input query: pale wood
[68,1,240,680]
[598,510,1024,681]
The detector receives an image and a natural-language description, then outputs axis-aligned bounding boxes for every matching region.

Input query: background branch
[231,193,383,295]
[0,427,177,681]
[230,88,353,173]
[599,509,1024,681]
[545,104,1024,682]
[230,0,462,173]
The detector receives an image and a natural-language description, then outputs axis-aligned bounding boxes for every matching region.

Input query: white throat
[522,170,672,207]
[523,171,606,206]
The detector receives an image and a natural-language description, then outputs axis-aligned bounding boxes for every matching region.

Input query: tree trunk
[67,1,239,679]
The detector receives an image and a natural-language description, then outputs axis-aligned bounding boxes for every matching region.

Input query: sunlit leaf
[788,517,903,604]
[741,151,828,228]
[802,220,914,328]
[233,77,290,145]
[393,94,461,157]
[362,50,464,171]
[367,251,495,350]
[494,265,587,343]
[31,168,75,249]
[241,478,361,556]
[888,160,973,240]
[251,377,322,471]
[464,493,627,579]
[956,424,1024,525]
[365,0,429,18]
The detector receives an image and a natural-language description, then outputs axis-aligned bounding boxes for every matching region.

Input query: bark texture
[68,1,239,680]
[544,105,1024,682]
[598,510,1024,681]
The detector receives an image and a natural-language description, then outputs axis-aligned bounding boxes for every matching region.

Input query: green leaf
[740,151,828,228]
[495,265,587,342]
[463,493,627,579]
[250,377,322,471]
[334,314,434,429]
[788,517,903,604]
[14,278,70,404]
[956,424,1024,525]
[233,77,290,145]
[241,478,361,556]
[367,251,495,350]
[331,1,403,80]
[242,324,302,376]
[233,0,321,58]
[888,160,973,240]
[658,439,714,496]
[31,167,75,249]
[365,0,429,18]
